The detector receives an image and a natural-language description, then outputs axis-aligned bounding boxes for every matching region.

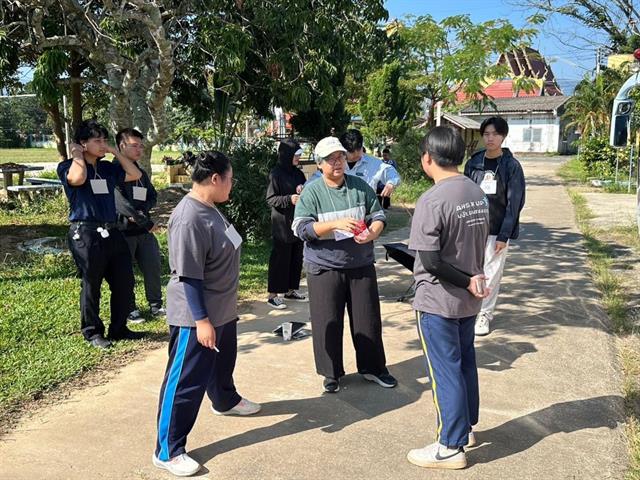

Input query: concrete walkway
[0,156,627,479]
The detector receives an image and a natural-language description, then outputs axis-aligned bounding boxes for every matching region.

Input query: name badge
[90,179,109,194]
[334,230,354,241]
[225,224,243,250]
[480,172,497,195]
[133,186,147,201]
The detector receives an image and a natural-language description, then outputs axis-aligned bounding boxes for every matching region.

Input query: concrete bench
[7,184,62,192]
[25,177,62,186]
[6,184,63,201]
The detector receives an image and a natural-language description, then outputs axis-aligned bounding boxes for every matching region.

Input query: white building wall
[468,113,561,153]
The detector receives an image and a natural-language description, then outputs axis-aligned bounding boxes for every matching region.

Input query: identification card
[90,179,109,194]
[480,172,497,195]
[225,224,243,250]
[133,186,147,201]
[334,229,354,241]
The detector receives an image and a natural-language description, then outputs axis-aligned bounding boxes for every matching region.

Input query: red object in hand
[353,220,367,235]
[353,220,369,241]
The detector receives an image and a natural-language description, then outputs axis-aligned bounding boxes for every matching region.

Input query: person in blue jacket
[464,117,526,336]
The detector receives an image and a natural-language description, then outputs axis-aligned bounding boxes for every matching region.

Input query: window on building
[523,128,542,142]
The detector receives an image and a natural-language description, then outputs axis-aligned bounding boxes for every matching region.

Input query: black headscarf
[277,138,301,169]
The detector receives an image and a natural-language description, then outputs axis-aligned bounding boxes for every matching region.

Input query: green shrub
[394,178,433,204]
[578,136,631,178]
[219,138,278,243]
[391,128,427,183]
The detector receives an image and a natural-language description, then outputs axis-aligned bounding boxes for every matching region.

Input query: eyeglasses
[324,153,345,165]
[226,176,238,186]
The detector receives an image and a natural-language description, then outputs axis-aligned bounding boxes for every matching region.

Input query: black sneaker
[363,372,397,388]
[110,328,146,341]
[89,335,112,349]
[323,377,340,393]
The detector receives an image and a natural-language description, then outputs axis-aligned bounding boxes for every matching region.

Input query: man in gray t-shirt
[406,127,490,471]
[410,175,489,318]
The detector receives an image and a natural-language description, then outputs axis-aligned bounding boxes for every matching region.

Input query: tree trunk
[46,102,67,160]
[69,54,83,131]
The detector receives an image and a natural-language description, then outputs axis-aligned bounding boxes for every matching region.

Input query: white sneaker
[152,453,201,477]
[212,397,261,416]
[467,431,477,447]
[475,313,490,336]
[407,442,467,470]
[267,297,287,310]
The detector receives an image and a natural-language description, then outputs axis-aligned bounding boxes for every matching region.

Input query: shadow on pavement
[471,394,624,465]
[190,355,426,464]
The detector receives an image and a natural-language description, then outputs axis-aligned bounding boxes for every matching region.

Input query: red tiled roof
[454,48,563,103]
[486,79,540,98]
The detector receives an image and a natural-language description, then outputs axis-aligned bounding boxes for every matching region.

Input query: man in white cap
[292,136,397,393]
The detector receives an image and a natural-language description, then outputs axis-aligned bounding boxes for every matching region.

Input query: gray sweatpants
[125,232,163,309]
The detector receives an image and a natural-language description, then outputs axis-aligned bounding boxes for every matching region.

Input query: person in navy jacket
[57,120,146,349]
[464,116,526,336]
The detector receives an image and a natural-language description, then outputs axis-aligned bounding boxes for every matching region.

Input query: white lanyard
[89,165,109,194]
[322,177,355,241]
[191,194,242,250]
[482,152,502,176]
[322,176,352,212]
[132,177,147,201]
[480,153,501,195]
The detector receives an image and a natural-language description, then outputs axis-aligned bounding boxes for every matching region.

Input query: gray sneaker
[150,306,167,317]
[407,442,467,470]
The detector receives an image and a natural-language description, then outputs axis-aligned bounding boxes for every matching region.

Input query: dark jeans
[307,264,388,379]
[268,239,303,294]
[67,225,135,340]
[125,232,163,309]
[155,321,242,461]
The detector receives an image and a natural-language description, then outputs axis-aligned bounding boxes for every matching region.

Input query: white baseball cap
[314,136,347,161]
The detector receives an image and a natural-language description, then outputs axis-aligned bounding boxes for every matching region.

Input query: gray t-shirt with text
[409,175,489,318]
[166,195,240,328]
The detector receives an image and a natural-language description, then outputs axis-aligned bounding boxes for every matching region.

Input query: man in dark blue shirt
[57,120,146,348]
[113,128,164,323]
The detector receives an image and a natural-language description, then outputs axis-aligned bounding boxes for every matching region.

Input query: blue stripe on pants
[157,327,191,461]
[417,312,479,448]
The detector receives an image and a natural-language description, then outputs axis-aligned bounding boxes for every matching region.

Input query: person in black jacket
[265,138,308,309]
[464,117,525,336]
[113,128,165,322]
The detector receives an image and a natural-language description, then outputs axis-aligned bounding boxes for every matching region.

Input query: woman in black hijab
[265,138,308,309]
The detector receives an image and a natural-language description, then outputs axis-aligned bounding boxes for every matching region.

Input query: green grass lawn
[0,147,177,164]
[0,194,269,423]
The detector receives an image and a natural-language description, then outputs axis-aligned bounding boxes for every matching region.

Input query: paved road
[0,156,626,479]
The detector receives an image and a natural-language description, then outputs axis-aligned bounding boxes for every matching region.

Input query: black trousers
[268,239,303,294]
[307,264,388,379]
[376,185,391,209]
[155,321,242,461]
[67,225,135,340]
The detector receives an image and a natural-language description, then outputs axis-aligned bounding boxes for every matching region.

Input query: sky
[384,0,609,94]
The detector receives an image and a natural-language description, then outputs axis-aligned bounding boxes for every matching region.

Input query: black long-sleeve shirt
[113,160,157,235]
